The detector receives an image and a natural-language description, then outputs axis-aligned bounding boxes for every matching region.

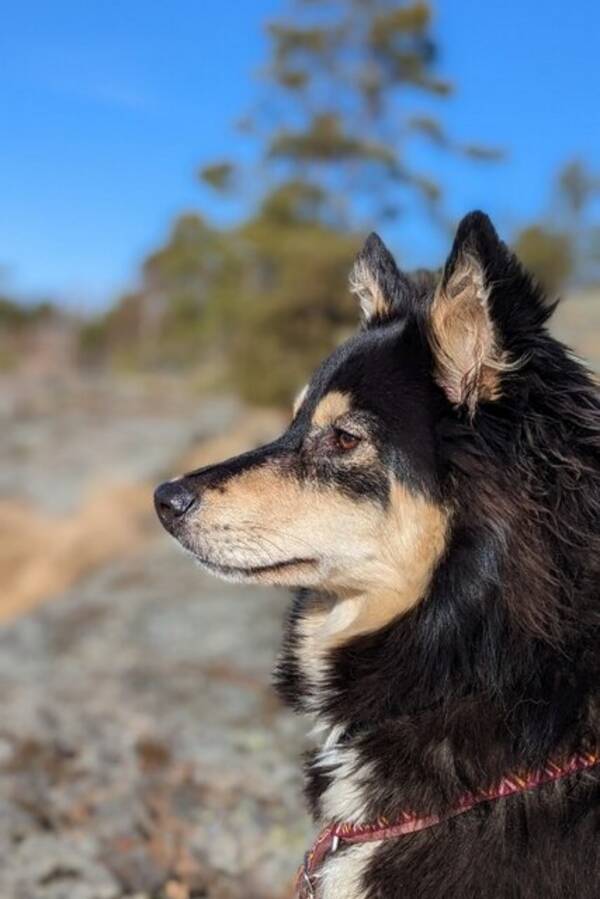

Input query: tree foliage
[514,159,600,295]
[514,226,573,297]
[249,0,498,227]
[0,296,55,329]
[82,1,499,403]
[0,295,61,370]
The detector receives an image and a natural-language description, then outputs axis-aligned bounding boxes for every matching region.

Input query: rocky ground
[0,374,309,898]
[0,535,311,899]
[0,373,240,515]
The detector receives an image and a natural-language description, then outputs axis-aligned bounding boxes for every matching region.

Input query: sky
[1,0,599,310]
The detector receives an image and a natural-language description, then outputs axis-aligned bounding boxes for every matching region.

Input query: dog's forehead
[299,319,413,422]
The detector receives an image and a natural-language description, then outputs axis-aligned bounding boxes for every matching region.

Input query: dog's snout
[154,479,196,527]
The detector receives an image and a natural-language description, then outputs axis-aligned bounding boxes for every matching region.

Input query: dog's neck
[281,587,421,711]
[275,526,600,828]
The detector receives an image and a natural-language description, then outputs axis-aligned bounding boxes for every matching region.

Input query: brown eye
[333,427,361,452]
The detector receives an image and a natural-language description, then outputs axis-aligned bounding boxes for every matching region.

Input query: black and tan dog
[155,212,600,898]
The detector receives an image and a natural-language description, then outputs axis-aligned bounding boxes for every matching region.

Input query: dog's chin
[197,556,321,586]
[165,526,322,586]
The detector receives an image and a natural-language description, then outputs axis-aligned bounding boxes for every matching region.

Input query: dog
[155,212,600,898]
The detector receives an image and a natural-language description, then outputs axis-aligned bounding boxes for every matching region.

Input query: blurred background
[0,1,599,897]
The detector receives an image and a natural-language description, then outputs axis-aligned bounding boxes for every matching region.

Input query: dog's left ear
[430,211,511,415]
[349,232,411,325]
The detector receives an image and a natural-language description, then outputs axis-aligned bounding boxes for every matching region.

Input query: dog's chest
[302,738,380,898]
[313,842,379,899]
[282,605,388,897]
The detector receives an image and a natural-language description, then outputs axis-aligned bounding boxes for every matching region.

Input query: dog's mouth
[195,555,319,583]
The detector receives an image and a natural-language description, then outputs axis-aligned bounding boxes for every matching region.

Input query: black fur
[276,212,600,897]
[157,211,600,897]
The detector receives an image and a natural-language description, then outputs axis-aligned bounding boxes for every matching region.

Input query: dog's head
[155,211,545,623]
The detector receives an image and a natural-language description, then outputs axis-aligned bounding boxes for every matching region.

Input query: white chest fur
[316,842,379,899]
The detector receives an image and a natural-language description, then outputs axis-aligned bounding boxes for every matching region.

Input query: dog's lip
[196,556,318,577]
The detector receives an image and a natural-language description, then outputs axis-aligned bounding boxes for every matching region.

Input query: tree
[80,215,238,369]
[196,0,499,402]
[556,160,600,285]
[201,0,499,229]
[514,159,600,295]
[514,226,573,297]
[227,185,361,404]
[85,2,498,404]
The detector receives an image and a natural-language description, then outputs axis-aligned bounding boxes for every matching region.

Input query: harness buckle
[299,834,338,897]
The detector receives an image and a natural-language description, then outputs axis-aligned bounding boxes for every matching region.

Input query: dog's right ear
[349,233,411,326]
[430,211,509,415]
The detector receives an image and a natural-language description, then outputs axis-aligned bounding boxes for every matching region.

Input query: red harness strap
[296,750,600,898]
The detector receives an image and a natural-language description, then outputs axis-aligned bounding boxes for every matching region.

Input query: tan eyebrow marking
[293,384,309,418]
[311,390,352,428]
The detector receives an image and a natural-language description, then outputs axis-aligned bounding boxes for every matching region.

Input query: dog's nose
[154,480,196,526]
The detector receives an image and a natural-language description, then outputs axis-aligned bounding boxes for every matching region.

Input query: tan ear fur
[349,256,392,322]
[348,232,405,324]
[430,253,506,414]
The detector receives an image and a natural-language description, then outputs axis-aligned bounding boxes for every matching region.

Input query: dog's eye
[333,427,361,453]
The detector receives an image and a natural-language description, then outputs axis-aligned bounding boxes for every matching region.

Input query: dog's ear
[349,232,411,325]
[430,211,512,415]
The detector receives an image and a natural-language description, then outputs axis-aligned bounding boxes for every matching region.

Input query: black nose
[154,480,196,526]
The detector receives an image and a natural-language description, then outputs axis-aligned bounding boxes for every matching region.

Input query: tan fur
[430,253,507,414]
[321,485,448,643]
[349,257,391,322]
[186,459,448,600]
[311,391,352,428]
[290,485,448,706]
[183,461,448,715]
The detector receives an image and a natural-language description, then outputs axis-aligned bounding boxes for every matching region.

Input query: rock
[0,833,120,899]
[102,836,168,895]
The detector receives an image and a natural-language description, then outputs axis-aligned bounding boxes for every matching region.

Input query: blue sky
[1,0,598,310]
